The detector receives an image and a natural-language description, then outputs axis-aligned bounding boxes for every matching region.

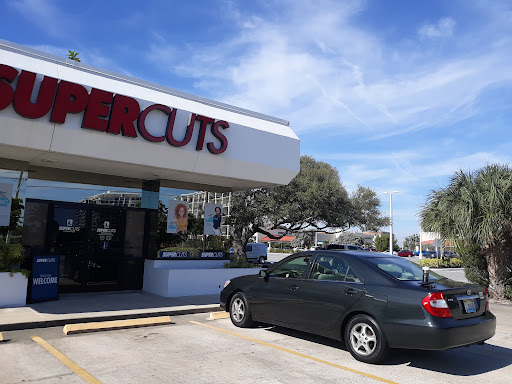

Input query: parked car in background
[443,251,458,258]
[326,244,364,251]
[397,250,413,257]
[413,250,437,258]
[221,250,495,364]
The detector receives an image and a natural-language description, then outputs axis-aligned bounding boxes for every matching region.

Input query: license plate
[463,299,476,313]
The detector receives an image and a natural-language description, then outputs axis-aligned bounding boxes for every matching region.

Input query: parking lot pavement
[2,304,512,384]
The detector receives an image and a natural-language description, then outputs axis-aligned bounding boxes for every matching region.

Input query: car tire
[258,256,266,264]
[344,315,389,364]
[229,292,255,328]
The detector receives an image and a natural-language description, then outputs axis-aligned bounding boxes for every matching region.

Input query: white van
[244,243,268,264]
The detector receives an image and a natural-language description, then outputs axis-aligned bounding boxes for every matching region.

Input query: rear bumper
[385,312,496,350]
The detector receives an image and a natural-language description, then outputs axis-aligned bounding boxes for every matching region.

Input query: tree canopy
[374,233,399,253]
[0,198,23,238]
[403,234,419,251]
[419,164,512,299]
[228,155,387,257]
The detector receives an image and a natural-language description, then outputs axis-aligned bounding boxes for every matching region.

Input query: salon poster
[204,203,223,235]
[0,183,13,226]
[167,200,189,234]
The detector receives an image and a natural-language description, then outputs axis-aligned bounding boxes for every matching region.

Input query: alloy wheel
[231,297,245,322]
[349,322,377,356]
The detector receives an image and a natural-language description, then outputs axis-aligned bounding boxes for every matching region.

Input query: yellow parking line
[497,327,512,333]
[31,336,102,384]
[189,321,398,384]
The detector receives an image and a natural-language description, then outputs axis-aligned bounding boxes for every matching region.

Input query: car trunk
[431,279,488,320]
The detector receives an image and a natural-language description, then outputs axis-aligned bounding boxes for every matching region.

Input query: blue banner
[199,251,227,259]
[31,256,59,302]
[159,251,190,258]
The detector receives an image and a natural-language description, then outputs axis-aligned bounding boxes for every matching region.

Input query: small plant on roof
[67,50,81,62]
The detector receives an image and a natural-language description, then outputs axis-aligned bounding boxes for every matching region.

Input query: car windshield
[365,257,444,281]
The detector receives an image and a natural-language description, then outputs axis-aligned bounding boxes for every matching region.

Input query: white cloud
[419,17,456,39]
[9,0,76,38]
[145,2,512,141]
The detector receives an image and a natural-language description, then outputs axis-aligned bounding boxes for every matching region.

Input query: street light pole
[383,191,399,254]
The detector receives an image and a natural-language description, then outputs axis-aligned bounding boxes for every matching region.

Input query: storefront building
[0,39,300,299]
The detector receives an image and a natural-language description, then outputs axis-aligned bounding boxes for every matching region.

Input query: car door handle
[290,285,299,292]
[345,288,358,295]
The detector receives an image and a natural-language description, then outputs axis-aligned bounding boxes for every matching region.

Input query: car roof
[312,250,398,259]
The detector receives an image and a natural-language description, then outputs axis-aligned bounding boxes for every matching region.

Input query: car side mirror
[259,269,269,281]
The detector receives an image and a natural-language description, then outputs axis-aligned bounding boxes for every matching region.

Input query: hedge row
[417,258,463,268]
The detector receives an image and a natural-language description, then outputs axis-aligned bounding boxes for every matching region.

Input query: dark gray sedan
[220,251,496,364]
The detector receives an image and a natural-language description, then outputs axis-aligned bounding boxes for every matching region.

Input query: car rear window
[365,257,443,281]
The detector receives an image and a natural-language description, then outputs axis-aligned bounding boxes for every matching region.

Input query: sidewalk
[0,291,221,331]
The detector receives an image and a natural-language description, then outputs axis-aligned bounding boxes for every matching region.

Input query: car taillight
[422,292,452,318]
[485,287,489,312]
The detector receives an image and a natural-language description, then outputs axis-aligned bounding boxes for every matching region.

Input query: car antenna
[420,266,432,286]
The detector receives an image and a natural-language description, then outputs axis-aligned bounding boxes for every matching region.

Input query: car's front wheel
[229,292,255,328]
[258,256,266,264]
[344,315,389,364]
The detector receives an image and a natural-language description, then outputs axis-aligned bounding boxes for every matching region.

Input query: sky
[1,0,512,245]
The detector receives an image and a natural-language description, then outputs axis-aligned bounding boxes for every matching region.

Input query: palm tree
[420,164,512,299]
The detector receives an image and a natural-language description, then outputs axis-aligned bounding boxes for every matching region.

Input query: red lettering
[82,88,113,132]
[137,104,167,142]
[166,112,194,147]
[13,71,58,119]
[107,95,139,137]
[207,121,229,154]
[194,115,215,151]
[50,81,89,123]
[0,64,18,110]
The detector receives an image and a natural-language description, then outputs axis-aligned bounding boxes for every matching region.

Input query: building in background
[81,191,141,208]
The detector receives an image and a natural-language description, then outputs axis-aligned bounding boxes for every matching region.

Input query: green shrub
[224,257,255,268]
[417,258,462,268]
[504,287,512,301]
[0,242,29,277]
[456,243,489,286]
[269,248,294,254]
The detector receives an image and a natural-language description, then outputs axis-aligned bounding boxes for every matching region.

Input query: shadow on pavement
[265,325,512,374]
[28,291,220,315]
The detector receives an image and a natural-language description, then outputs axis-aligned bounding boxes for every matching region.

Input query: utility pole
[383,191,399,254]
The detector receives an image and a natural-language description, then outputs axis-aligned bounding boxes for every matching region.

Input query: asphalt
[0,291,221,331]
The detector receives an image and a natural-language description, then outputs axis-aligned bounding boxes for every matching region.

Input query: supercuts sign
[0,64,229,154]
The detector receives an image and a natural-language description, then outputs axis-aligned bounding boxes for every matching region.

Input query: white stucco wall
[0,272,28,308]
[143,259,260,297]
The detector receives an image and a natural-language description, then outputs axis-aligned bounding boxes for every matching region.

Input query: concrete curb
[0,304,221,332]
[63,316,173,335]
[209,311,230,320]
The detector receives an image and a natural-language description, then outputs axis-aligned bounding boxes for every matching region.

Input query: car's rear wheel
[229,292,255,328]
[344,315,389,364]
[258,256,266,264]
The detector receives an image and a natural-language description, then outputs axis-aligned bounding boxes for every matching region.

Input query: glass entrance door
[86,207,126,291]
[46,204,127,293]
[47,206,88,293]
